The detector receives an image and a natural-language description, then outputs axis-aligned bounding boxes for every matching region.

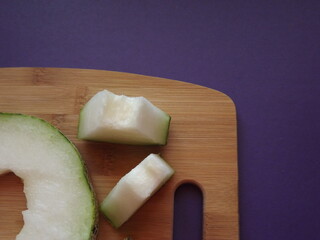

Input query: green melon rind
[162,114,171,145]
[0,112,98,240]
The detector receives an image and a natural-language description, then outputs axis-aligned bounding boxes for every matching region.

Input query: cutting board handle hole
[173,182,203,240]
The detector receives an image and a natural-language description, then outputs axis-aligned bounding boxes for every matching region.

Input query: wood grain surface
[0,67,238,240]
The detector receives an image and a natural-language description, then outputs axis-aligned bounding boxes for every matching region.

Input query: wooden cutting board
[0,67,238,240]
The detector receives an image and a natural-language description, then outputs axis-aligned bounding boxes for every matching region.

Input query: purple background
[1,1,320,240]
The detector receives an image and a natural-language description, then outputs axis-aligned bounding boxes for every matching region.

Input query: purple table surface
[1,1,320,240]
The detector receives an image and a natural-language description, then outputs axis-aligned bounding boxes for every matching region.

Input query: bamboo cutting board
[0,68,238,240]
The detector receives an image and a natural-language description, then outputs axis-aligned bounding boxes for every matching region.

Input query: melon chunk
[0,113,97,240]
[77,90,171,145]
[101,154,174,228]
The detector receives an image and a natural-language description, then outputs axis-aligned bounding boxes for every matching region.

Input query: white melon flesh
[0,113,97,240]
[78,90,171,145]
[101,153,174,228]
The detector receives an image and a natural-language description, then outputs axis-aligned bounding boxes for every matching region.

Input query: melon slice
[0,113,97,240]
[77,90,171,145]
[101,153,174,228]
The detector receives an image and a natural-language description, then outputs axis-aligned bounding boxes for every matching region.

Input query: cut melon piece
[101,153,174,228]
[77,89,171,145]
[0,113,97,240]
